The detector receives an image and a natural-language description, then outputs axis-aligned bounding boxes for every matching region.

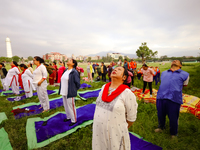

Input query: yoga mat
[0,128,13,150]
[35,103,96,143]
[79,83,92,89]
[1,89,25,96]
[129,132,162,150]
[7,89,58,102]
[0,112,7,124]
[26,103,162,149]
[26,104,95,149]
[12,96,80,119]
[77,88,101,100]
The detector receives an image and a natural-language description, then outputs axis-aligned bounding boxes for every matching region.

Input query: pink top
[127,71,133,83]
[57,66,66,83]
[141,68,153,82]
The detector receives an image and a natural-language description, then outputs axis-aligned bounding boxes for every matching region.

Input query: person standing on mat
[92,66,138,150]
[0,63,8,91]
[155,60,189,138]
[33,56,50,113]
[101,62,107,82]
[141,64,154,97]
[59,59,80,126]
[19,64,35,98]
[4,61,21,95]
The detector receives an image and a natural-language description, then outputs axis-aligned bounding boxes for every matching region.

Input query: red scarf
[21,69,27,75]
[102,82,130,103]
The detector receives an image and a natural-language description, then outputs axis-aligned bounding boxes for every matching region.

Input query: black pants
[102,73,106,82]
[143,81,152,95]
[92,73,94,78]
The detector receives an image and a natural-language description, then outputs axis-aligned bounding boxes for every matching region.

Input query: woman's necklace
[108,87,116,95]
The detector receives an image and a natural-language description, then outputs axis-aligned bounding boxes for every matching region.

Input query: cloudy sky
[0,0,200,58]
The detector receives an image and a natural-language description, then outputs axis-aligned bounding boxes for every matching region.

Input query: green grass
[0,62,200,150]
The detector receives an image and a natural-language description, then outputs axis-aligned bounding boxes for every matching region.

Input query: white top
[22,69,36,92]
[92,85,138,150]
[32,64,47,87]
[60,69,72,96]
[4,67,20,86]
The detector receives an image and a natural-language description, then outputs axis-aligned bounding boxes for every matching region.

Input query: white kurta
[33,64,49,110]
[4,67,20,94]
[22,69,35,98]
[92,85,138,150]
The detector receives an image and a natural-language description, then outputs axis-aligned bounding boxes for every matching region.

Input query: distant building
[107,53,124,60]
[91,55,101,60]
[76,55,84,60]
[43,52,67,62]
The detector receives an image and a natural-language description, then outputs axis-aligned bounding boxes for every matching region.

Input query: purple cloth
[79,89,101,99]
[7,90,56,102]
[129,133,162,150]
[79,83,92,89]
[14,97,65,119]
[35,104,96,143]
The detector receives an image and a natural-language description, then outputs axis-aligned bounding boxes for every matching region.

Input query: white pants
[37,80,49,111]
[62,96,77,123]
[25,86,33,98]
[0,78,6,90]
[11,78,19,95]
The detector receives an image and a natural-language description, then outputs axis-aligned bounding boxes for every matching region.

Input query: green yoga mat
[0,128,13,150]
[26,105,93,149]
[0,112,8,124]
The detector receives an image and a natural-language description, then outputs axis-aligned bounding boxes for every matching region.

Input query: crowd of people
[0,58,190,149]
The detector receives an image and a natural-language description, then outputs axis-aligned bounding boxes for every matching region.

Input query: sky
[0,0,200,58]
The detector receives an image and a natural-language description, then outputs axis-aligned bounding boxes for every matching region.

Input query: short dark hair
[124,59,127,61]
[72,59,77,68]
[13,61,19,66]
[101,62,104,64]
[142,63,148,67]
[34,56,44,64]
[53,61,56,65]
[19,64,28,69]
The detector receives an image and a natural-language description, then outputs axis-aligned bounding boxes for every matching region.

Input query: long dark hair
[122,66,128,84]
[29,63,32,68]
[34,56,44,64]
[72,59,77,68]
[13,61,19,66]
[19,64,28,69]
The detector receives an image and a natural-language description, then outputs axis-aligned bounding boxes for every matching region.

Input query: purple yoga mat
[35,103,96,143]
[78,89,101,99]
[79,83,92,89]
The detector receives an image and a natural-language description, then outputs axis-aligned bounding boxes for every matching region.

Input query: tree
[28,56,33,61]
[118,56,124,62]
[136,42,158,63]
[12,56,20,62]
[87,57,91,62]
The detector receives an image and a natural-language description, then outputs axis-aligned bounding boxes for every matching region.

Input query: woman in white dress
[4,61,20,95]
[27,63,33,74]
[92,66,138,150]
[33,56,49,113]
[19,64,35,98]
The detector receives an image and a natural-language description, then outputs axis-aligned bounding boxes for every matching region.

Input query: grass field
[0,62,200,150]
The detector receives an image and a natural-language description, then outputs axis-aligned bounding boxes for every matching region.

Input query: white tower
[6,37,13,58]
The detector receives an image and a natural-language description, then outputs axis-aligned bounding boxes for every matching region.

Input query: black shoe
[42,121,48,126]
[64,119,71,122]
[69,122,77,126]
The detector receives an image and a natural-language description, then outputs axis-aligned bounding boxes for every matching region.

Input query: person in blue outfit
[155,60,189,138]
[58,59,80,126]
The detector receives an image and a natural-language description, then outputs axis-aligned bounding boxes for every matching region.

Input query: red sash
[102,82,130,103]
